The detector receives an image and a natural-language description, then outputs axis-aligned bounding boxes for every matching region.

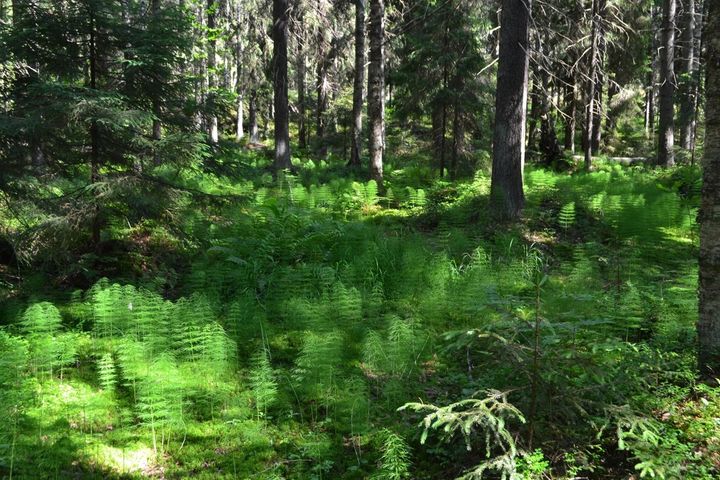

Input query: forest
[0,0,719,478]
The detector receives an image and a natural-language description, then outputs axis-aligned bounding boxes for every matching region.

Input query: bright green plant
[400,391,525,480]
[249,347,278,419]
[372,429,412,480]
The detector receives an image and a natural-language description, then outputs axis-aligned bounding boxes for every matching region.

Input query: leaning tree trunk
[490,0,531,220]
[678,0,696,151]
[657,0,676,167]
[272,0,292,169]
[367,0,385,187]
[207,0,219,144]
[698,0,720,378]
[349,0,366,167]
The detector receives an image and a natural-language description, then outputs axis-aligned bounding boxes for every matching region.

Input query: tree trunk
[527,78,540,154]
[490,0,531,220]
[698,0,720,377]
[451,102,463,180]
[315,52,329,156]
[657,0,676,167]
[235,1,245,141]
[349,0,366,167]
[249,90,259,143]
[88,4,101,245]
[207,0,219,144]
[591,18,606,153]
[151,0,162,160]
[583,0,600,170]
[678,0,696,151]
[297,52,307,149]
[604,78,619,145]
[538,37,561,165]
[367,0,385,187]
[645,5,659,139]
[272,0,292,169]
[563,74,576,153]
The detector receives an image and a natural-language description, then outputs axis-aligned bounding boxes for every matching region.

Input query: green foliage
[0,332,32,469]
[97,352,117,393]
[373,429,412,480]
[401,391,525,480]
[249,347,278,418]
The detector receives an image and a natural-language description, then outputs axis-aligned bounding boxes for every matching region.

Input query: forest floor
[0,144,717,479]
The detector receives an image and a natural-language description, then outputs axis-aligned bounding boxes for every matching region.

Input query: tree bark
[657,0,676,167]
[563,73,576,153]
[249,89,259,143]
[591,16,606,153]
[88,4,101,245]
[698,0,720,378]
[207,0,219,144]
[490,0,531,220]
[349,0,366,167]
[678,0,697,151]
[297,51,307,149]
[151,0,162,160]
[235,0,245,141]
[583,0,600,170]
[272,0,292,169]
[367,0,385,186]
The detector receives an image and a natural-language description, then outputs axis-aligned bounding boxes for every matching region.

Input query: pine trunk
[563,74,576,153]
[490,0,531,220]
[249,90,259,143]
[235,1,245,141]
[272,0,292,169]
[207,0,219,144]
[297,37,307,149]
[367,0,384,186]
[678,0,696,151]
[657,0,676,167]
[698,0,720,377]
[583,0,599,170]
[349,0,366,167]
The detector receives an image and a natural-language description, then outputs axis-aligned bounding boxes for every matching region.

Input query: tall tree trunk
[678,0,696,151]
[207,0,219,144]
[235,1,245,141]
[151,0,162,161]
[451,102,463,180]
[563,73,576,153]
[272,0,292,169]
[490,0,531,220]
[367,0,385,186]
[698,0,720,378]
[690,0,704,164]
[604,78,619,145]
[583,0,600,170]
[249,90,259,143]
[88,4,101,245]
[432,103,444,166]
[591,18,606,153]
[315,53,329,155]
[297,52,307,149]
[349,0,366,167]
[527,78,540,154]
[657,0,676,167]
[538,38,561,165]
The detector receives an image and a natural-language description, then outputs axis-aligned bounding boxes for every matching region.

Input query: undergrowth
[0,155,713,479]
